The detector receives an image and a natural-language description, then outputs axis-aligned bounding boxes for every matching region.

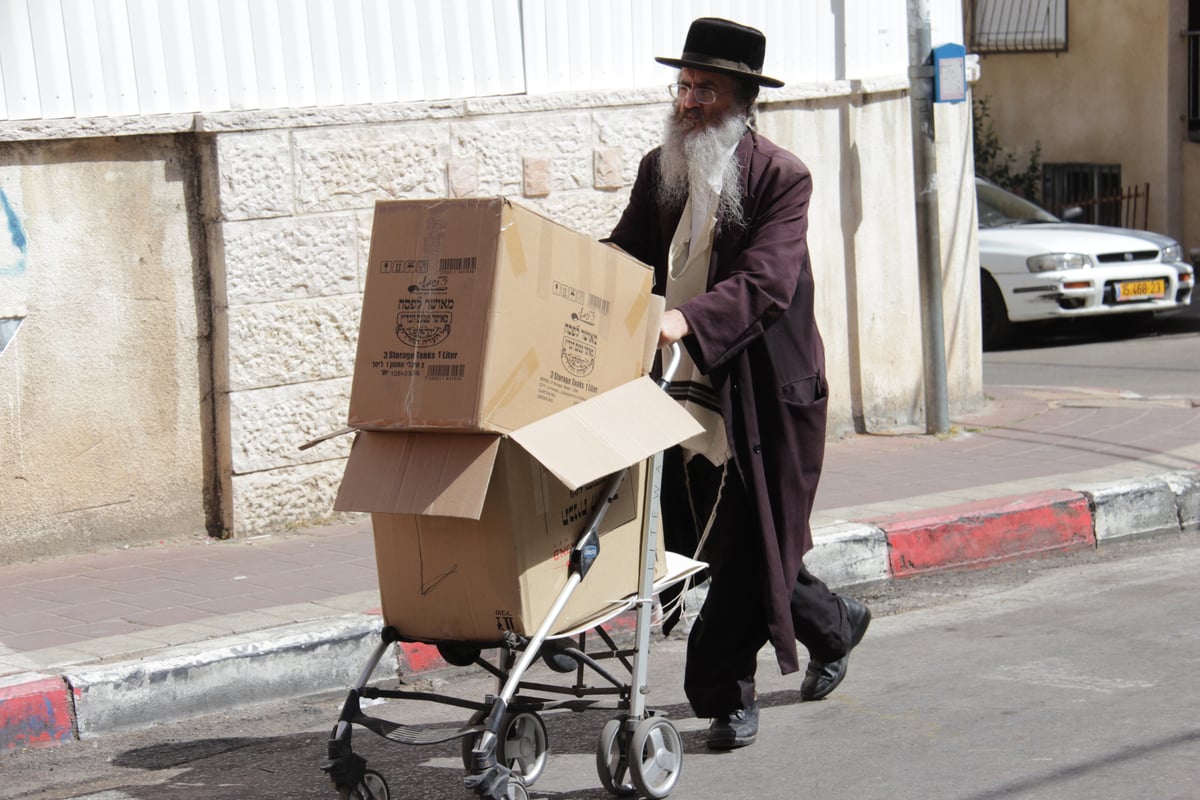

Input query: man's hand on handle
[659,309,690,349]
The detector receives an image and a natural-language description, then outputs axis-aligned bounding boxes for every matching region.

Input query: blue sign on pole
[932,43,966,103]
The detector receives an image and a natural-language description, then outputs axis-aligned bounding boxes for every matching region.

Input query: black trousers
[661,447,851,717]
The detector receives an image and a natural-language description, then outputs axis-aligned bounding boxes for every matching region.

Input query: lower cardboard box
[333,375,704,643]
[371,456,656,642]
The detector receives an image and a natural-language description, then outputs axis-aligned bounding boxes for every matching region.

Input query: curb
[66,616,393,737]
[0,674,74,751]
[869,489,1095,578]
[1079,476,1188,543]
[3,471,1197,751]
[2,616,390,748]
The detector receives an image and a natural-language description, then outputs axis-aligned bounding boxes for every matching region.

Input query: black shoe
[800,597,871,701]
[706,702,759,750]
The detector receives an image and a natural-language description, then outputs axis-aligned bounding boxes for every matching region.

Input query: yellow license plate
[1115,279,1165,301]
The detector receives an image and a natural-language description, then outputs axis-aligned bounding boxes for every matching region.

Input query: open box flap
[334,376,700,518]
[509,376,703,491]
[334,431,502,519]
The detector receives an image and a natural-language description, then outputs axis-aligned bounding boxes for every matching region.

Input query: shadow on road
[100,689,798,799]
[986,303,1200,353]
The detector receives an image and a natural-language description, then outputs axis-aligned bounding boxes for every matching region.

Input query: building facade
[969,0,1196,254]
[1,0,982,559]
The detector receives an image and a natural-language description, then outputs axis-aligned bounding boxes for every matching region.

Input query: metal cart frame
[322,346,692,800]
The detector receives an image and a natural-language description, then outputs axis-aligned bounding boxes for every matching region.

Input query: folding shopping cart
[321,344,703,800]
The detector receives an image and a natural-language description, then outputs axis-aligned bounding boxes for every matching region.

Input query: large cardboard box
[351,197,657,433]
[335,377,703,642]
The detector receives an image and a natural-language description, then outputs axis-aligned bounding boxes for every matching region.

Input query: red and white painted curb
[873,489,1095,578]
[0,675,75,751]
[4,470,1197,752]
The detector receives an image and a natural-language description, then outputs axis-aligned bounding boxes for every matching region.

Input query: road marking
[985,659,1155,694]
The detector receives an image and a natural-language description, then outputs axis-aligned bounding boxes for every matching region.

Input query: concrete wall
[935,92,985,408]
[1187,146,1200,264]
[0,136,211,561]
[1,79,984,555]
[971,0,1192,251]
[203,83,982,536]
[766,90,927,433]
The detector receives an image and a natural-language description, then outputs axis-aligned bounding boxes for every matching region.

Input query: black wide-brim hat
[656,17,784,88]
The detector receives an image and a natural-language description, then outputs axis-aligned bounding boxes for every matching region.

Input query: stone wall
[201,83,981,536]
[1,80,984,554]
[0,135,211,560]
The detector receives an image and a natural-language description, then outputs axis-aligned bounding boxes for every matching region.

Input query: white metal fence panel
[126,0,172,114]
[0,0,960,124]
[844,1,910,80]
[1,0,41,119]
[26,0,75,118]
[187,0,230,112]
[0,0,530,121]
[158,0,202,112]
[524,0,842,95]
[361,0,399,103]
[97,0,148,117]
[776,1,838,83]
[389,1,427,102]
[306,0,346,107]
[929,0,967,50]
[245,0,292,110]
[61,0,107,117]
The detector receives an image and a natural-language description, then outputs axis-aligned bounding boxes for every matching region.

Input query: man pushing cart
[315,15,872,798]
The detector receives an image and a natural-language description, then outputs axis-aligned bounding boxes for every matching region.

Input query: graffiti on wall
[2,187,27,277]
[1,186,28,355]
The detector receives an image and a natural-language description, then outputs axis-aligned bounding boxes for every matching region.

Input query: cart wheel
[505,778,530,800]
[595,718,637,797]
[437,641,481,667]
[542,649,578,673]
[497,711,549,784]
[461,709,549,785]
[461,709,490,771]
[353,769,390,800]
[628,718,683,799]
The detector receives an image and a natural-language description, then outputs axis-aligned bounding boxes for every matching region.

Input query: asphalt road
[4,533,1198,800]
[983,302,1200,397]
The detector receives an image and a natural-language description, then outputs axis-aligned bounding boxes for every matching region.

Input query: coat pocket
[779,373,827,406]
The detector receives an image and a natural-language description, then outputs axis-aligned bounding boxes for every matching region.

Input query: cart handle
[659,342,682,389]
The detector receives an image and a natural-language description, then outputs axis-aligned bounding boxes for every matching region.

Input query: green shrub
[973,95,1042,201]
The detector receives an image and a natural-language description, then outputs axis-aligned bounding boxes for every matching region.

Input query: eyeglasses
[667,83,733,105]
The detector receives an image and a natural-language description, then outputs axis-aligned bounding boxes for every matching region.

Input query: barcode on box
[427,364,465,379]
[552,281,585,303]
[439,257,477,273]
[588,294,610,315]
[381,260,428,274]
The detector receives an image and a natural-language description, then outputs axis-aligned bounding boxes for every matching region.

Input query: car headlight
[1026,253,1089,272]
[1161,243,1183,263]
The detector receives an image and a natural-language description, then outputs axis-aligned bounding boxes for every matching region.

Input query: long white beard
[656,111,747,228]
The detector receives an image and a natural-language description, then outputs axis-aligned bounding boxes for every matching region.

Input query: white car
[976,178,1194,349]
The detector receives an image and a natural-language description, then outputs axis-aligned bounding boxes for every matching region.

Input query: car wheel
[980,270,1014,350]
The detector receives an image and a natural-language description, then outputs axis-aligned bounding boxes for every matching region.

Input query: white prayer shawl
[665,179,731,465]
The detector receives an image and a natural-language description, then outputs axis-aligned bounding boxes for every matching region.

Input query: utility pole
[908,0,951,435]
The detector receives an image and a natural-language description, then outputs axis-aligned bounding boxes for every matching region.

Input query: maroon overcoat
[605,129,827,675]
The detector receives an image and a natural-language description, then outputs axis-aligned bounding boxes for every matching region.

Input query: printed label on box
[494,609,518,633]
[370,256,479,380]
